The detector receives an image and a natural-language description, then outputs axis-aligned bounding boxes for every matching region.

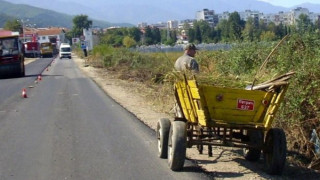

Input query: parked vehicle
[49,36,59,55]
[59,43,71,59]
[40,42,53,58]
[0,31,25,77]
[24,41,40,58]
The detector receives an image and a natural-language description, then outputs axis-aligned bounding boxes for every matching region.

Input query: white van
[59,43,71,59]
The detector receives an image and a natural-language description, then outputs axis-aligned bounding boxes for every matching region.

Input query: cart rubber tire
[243,130,263,161]
[263,128,287,175]
[157,118,171,158]
[168,121,186,171]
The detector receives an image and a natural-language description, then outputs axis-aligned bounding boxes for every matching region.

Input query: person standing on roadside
[174,43,199,74]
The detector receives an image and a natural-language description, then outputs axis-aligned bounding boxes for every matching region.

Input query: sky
[259,0,320,7]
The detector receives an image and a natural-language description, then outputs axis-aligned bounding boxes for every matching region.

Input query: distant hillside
[0,0,132,28]
[0,13,15,27]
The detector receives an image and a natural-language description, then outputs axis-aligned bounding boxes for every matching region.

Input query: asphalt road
[0,57,211,180]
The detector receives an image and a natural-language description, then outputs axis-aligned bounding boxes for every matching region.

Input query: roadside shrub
[275,34,320,124]
[219,42,273,76]
[90,44,114,67]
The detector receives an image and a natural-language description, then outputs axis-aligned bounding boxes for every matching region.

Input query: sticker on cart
[237,99,254,111]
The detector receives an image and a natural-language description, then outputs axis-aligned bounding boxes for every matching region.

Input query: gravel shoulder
[72,54,318,180]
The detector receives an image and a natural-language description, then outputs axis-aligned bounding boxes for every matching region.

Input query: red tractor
[24,41,40,58]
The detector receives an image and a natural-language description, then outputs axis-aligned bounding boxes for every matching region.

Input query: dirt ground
[71,54,318,180]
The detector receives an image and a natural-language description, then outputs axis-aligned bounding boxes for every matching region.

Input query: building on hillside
[150,22,167,29]
[167,20,179,29]
[102,26,121,33]
[238,10,263,22]
[218,12,230,22]
[216,8,319,26]
[36,27,67,48]
[138,22,148,28]
[196,9,218,27]
[288,7,310,25]
[23,27,38,42]
[178,19,195,29]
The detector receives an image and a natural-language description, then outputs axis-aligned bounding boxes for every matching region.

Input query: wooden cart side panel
[175,82,198,123]
[187,80,211,126]
[263,85,289,129]
[201,86,274,125]
[187,80,201,99]
[252,93,274,123]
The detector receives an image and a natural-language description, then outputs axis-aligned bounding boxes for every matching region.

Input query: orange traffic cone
[37,75,42,81]
[22,88,27,98]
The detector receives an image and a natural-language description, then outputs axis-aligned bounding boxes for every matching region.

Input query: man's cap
[184,43,198,50]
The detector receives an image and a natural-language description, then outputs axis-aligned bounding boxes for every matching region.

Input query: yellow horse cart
[157,75,290,175]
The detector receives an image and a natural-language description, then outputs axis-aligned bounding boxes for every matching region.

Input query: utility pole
[18,19,29,43]
[167,22,170,41]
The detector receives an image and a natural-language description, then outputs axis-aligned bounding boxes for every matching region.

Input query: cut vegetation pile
[75,33,320,170]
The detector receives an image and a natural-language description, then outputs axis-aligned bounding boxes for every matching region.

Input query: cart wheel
[243,130,263,161]
[263,128,287,175]
[157,118,171,158]
[168,121,186,171]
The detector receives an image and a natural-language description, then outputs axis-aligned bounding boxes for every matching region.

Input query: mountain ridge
[0,0,132,28]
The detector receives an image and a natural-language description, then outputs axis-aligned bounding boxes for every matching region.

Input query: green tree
[4,19,22,33]
[216,19,229,42]
[274,23,287,39]
[243,17,255,42]
[71,14,93,37]
[123,36,136,48]
[183,22,191,30]
[228,12,244,41]
[160,29,168,44]
[296,14,314,34]
[100,28,125,47]
[187,28,195,43]
[197,20,213,43]
[128,27,141,43]
[194,24,202,43]
[316,18,320,30]
[260,31,276,41]
[144,26,153,45]
[101,34,123,47]
[164,30,177,46]
[152,28,161,44]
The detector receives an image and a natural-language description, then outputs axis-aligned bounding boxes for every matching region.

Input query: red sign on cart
[237,99,254,111]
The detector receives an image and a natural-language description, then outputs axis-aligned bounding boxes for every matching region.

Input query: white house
[36,28,67,48]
